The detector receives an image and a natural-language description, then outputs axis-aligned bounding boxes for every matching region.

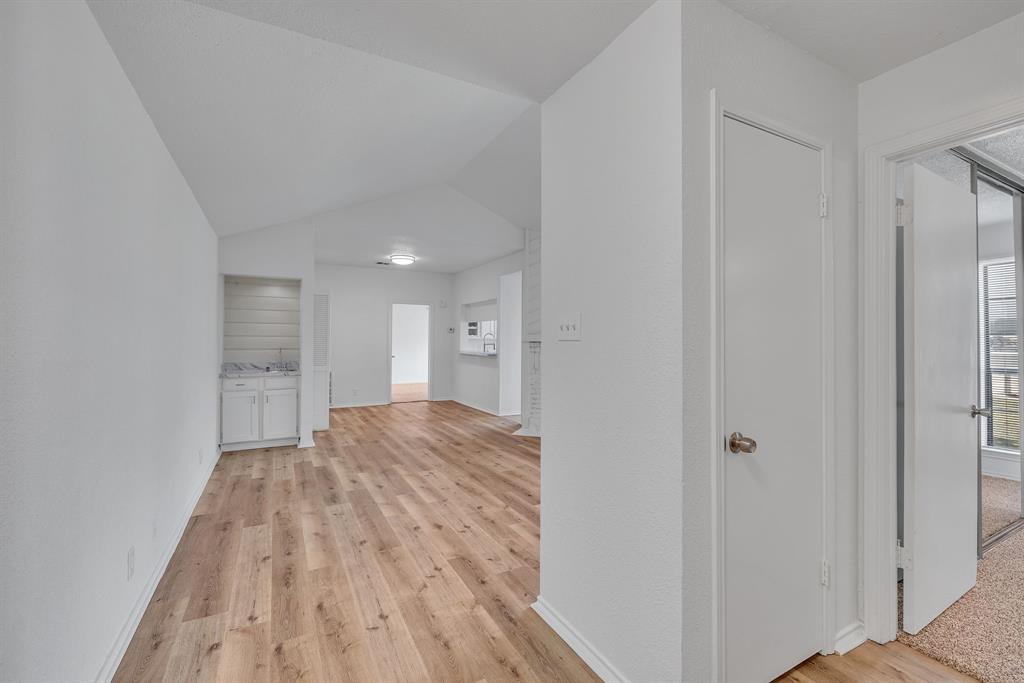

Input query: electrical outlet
[352,388,359,397]
[127,546,135,582]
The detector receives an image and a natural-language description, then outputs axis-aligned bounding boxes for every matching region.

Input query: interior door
[902,162,979,634]
[723,116,825,682]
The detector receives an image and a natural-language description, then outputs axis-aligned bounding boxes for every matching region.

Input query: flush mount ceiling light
[389,254,416,266]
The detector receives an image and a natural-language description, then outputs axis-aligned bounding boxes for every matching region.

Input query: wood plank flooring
[114,401,598,683]
[778,641,977,682]
[391,383,428,403]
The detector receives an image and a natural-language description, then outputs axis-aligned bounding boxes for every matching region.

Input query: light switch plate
[557,312,582,341]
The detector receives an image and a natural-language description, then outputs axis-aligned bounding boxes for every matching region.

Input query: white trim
[95,454,218,682]
[531,597,628,683]
[331,401,389,409]
[709,90,838,676]
[221,437,298,452]
[387,301,433,404]
[452,398,500,416]
[982,447,1021,481]
[861,96,1024,644]
[834,621,867,655]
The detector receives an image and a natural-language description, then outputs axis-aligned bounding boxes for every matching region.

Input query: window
[979,259,1020,450]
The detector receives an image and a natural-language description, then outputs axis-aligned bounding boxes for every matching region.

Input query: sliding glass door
[977,172,1024,547]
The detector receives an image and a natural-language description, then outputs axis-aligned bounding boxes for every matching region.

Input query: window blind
[979,260,1020,450]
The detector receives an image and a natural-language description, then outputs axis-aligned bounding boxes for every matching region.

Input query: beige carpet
[899,528,1024,682]
[983,475,1022,541]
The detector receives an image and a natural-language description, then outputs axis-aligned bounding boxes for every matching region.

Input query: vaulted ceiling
[87,0,650,272]
[720,0,1024,81]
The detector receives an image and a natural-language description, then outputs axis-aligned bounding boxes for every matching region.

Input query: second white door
[723,115,827,682]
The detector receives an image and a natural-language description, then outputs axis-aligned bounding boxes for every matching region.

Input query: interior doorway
[390,303,430,403]
[892,129,1024,681]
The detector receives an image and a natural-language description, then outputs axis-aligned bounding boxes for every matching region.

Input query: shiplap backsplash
[224,277,300,363]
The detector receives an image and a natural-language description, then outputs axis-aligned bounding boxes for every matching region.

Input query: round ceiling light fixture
[389,254,416,266]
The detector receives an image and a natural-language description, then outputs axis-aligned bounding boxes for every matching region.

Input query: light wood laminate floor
[114,401,598,683]
[391,383,428,403]
[778,641,977,682]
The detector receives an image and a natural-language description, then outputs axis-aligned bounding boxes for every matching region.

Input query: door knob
[969,404,992,419]
[728,432,757,454]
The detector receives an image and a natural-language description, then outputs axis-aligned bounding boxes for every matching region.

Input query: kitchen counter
[220,370,301,378]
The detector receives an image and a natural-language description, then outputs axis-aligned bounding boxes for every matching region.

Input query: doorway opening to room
[892,127,1024,681]
[390,303,431,403]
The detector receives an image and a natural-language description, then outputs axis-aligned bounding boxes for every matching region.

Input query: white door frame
[708,89,836,679]
[861,96,1024,644]
[386,301,433,404]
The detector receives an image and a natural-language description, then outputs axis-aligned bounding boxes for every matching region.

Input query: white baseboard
[95,453,218,682]
[452,399,500,416]
[532,597,628,683]
[982,448,1021,481]
[330,400,388,409]
[834,620,867,655]
[221,437,298,452]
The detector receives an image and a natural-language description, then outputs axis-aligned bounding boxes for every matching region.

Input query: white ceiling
[451,105,541,231]
[88,0,531,236]
[190,0,654,102]
[720,0,1024,81]
[312,184,524,273]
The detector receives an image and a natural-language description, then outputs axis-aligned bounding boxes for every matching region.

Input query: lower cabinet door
[262,388,298,440]
[222,391,259,443]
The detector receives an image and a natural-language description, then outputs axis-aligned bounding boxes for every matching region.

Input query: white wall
[858,13,1024,150]
[681,1,860,678]
[315,264,455,406]
[391,304,430,384]
[499,270,523,416]
[453,251,524,415]
[540,3,683,681]
[219,221,316,447]
[0,2,219,680]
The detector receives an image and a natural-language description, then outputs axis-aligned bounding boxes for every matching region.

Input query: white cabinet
[262,388,298,440]
[221,390,259,444]
[221,376,299,448]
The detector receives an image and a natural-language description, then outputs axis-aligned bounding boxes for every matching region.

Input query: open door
[902,162,979,634]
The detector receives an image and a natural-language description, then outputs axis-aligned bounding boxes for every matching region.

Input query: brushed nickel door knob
[969,404,991,419]
[729,432,757,454]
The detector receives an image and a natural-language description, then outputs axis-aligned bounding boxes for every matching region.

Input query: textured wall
[0,3,219,679]
[540,2,683,680]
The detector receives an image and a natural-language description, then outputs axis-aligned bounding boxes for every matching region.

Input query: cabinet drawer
[222,378,259,391]
[264,376,298,390]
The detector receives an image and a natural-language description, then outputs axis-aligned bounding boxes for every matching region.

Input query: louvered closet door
[313,292,330,431]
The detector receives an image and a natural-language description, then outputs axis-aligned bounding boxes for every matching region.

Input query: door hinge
[896,202,912,228]
[819,193,829,218]
[896,541,910,570]
[820,559,831,587]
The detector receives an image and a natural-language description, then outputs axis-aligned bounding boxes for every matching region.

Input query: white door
[902,163,979,634]
[263,388,297,440]
[222,391,259,444]
[723,116,825,682]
